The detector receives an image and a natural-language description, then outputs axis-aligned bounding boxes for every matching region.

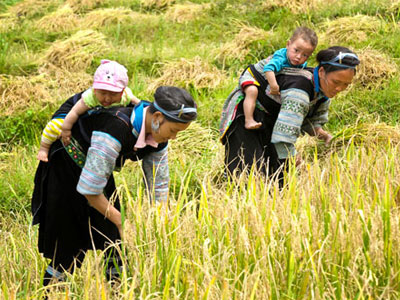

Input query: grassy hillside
[1,0,400,299]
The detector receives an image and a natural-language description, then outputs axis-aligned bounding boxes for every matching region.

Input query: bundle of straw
[320,15,383,43]
[353,47,398,89]
[262,0,337,14]
[148,56,227,91]
[0,74,52,116]
[10,0,59,18]
[216,23,271,62]
[0,13,18,33]
[140,0,175,10]
[165,2,211,23]
[66,0,103,13]
[35,4,79,32]
[38,64,92,99]
[81,8,140,28]
[40,29,110,72]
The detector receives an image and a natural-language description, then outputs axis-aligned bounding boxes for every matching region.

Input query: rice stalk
[147,56,227,91]
[320,14,384,43]
[165,2,212,23]
[331,121,400,148]
[215,23,272,62]
[35,4,79,32]
[39,29,110,72]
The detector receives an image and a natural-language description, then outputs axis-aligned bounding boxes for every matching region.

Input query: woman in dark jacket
[32,86,197,286]
[220,46,360,181]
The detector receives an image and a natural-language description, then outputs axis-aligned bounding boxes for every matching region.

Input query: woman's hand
[315,127,332,146]
[295,153,302,166]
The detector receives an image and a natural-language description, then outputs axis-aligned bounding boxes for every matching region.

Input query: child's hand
[269,84,280,95]
[61,129,72,146]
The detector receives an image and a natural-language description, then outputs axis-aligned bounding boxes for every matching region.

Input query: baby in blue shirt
[243,26,318,129]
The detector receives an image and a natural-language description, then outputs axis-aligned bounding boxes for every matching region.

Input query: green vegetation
[1,0,400,298]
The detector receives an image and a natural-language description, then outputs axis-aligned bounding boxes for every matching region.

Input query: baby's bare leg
[37,141,51,162]
[243,85,262,130]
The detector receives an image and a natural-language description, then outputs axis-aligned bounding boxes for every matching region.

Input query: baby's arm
[265,71,280,95]
[61,99,89,145]
[130,94,140,105]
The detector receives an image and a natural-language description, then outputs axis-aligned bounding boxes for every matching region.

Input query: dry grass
[140,0,175,10]
[9,0,60,18]
[39,29,110,72]
[35,4,79,32]
[148,56,227,92]
[353,47,398,88]
[165,2,212,23]
[319,15,383,44]
[216,23,271,62]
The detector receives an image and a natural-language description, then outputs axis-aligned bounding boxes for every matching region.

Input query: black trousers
[224,109,287,183]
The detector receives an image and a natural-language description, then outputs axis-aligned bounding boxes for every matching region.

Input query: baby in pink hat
[37,59,140,162]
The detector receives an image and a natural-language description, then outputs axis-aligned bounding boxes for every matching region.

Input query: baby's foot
[245,119,262,130]
[37,150,49,162]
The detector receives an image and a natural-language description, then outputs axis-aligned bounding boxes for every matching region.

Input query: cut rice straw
[9,0,60,18]
[35,4,79,32]
[354,47,398,89]
[0,13,18,32]
[148,56,227,92]
[140,0,175,10]
[0,65,92,116]
[165,2,212,23]
[216,23,271,63]
[66,0,103,13]
[262,0,337,14]
[0,74,52,116]
[81,8,157,28]
[39,29,110,72]
[320,14,383,43]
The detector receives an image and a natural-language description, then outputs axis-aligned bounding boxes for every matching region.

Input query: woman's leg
[224,116,269,176]
[42,251,86,287]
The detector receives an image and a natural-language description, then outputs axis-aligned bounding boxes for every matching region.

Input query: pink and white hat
[93,59,128,92]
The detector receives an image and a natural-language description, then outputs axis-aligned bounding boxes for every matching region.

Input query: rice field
[1,0,400,299]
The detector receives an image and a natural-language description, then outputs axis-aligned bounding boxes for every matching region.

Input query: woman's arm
[271,88,310,159]
[77,131,122,229]
[86,194,122,235]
